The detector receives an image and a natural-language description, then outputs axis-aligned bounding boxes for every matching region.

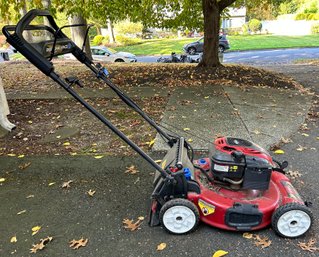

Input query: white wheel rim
[277,209,311,237]
[163,205,196,234]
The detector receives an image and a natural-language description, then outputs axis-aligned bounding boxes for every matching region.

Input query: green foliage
[115,20,143,35]
[115,34,141,46]
[311,23,319,34]
[92,35,104,45]
[248,19,262,33]
[102,36,110,45]
[295,13,319,20]
[242,23,249,35]
[295,13,306,20]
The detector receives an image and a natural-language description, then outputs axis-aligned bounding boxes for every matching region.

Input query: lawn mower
[3,9,313,238]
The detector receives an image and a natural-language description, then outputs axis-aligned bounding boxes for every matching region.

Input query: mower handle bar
[2,9,177,180]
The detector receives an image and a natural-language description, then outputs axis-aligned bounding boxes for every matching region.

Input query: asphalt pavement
[137,47,319,65]
[0,63,318,257]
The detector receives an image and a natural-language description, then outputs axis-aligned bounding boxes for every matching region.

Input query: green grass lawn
[114,34,319,56]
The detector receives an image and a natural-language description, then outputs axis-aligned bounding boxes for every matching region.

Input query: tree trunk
[107,19,115,43]
[19,1,32,42]
[69,14,92,60]
[96,25,102,35]
[198,0,221,67]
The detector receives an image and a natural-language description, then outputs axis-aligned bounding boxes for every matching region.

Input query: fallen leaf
[154,160,162,163]
[148,139,155,147]
[70,152,77,156]
[10,236,17,243]
[0,178,6,182]
[17,210,27,215]
[7,153,16,157]
[18,154,25,158]
[48,182,56,186]
[30,236,53,253]
[63,142,71,146]
[296,145,307,152]
[19,162,31,170]
[243,232,253,239]
[125,165,139,175]
[253,130,261,135]
[187,138,193,142]
[87,189,96,197]
[26,194,34,199]
[297,238,319,252]
[287,170,302,178]
[183,128,190,131]
[123,218,143,231]
[94,155,104,159]
[137,216,145,221]
[69,238,88,250]
[274,149,285,154]
[62,180,74,189]
[157,242,167,251]
[281,137,292,144]
[301,133,309,137]
[32,226,41,236]
[212,250,228,257]
[254,235,271,249]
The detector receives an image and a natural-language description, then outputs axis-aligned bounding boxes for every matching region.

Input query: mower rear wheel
[272,203,313,238]
[159,198,199,234]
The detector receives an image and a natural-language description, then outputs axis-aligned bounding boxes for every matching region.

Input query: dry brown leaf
[157,242,167,251]
[281,137,292,144]
[297,238,319,252]
[242,232,253,239]
[69,238,88,250]
[19,162,31,170]
[62,180,74,189]
[125,165,139,175]
[87,189,96,197]
[296,145,307,152]
[123,218,143,231]
[30,236,53,253]
[254,235,271,249]
[287,170,302,178]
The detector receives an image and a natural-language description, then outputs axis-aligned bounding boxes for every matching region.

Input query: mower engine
[210,137,274,190]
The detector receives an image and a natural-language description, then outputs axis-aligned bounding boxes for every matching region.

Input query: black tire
[159,198,199,235]
[115,59,125,62]
[188,47,196,55]
[271,203,313,238]
[218,45,225,53]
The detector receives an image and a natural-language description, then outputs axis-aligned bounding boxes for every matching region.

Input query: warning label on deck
[198,199,215,216]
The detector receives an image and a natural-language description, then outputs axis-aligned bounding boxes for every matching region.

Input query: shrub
[102,35,110,45]
[92,35,104,45]
[311,23,319,34]
[248,19,262,33]
[295,13,306,20]
[115,35,141,46]
[241,23,249,35]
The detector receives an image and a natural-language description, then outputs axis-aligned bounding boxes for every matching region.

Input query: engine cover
[210,137,273,190]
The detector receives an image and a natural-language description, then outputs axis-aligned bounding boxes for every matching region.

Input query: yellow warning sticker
[198,199,215,216]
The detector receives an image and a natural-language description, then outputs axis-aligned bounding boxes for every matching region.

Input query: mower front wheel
[271,203,313,238]
[159,198,199,235]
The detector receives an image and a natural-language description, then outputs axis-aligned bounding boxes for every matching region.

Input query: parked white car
[91,46,137,63]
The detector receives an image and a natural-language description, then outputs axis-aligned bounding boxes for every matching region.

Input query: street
[137,47,319,65]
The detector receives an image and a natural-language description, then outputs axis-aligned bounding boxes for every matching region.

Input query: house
[221,7,247,29]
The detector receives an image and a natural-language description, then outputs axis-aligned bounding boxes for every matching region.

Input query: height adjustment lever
[65,76,83,88]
